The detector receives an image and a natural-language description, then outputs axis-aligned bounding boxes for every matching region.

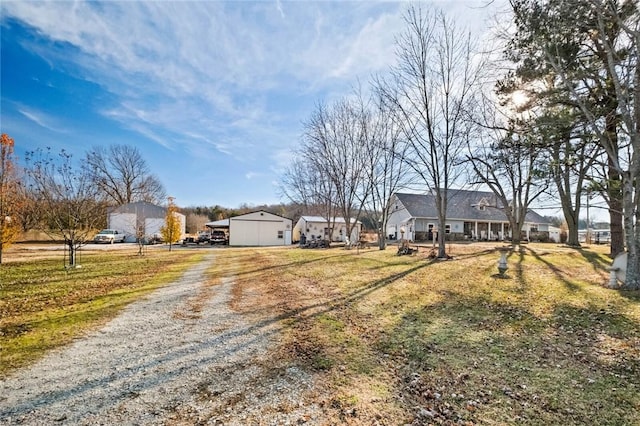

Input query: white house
[386,190,557,242]
[205,210,292,246]
[107,201,186,243]
[293,216,362,244]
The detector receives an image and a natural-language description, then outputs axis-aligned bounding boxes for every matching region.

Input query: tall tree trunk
[608,155,624,258]
[379,216,388,250]
[438,214,447,258]
[622,172,639,290]
[436,191,447,258]
[565,212,581,247]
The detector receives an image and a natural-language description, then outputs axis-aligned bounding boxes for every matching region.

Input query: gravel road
[0,252,322,425]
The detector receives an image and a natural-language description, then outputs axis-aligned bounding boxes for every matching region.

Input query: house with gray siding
[386,190,557,242]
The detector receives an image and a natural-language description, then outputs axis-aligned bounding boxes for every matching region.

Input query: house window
[445,224,451,234]
[277,230,284,239]
[530,225,538,233]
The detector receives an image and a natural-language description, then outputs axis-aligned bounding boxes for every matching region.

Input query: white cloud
[2,0,500,182]
[17,106,67,133]
[328,12,402,79]
[276,0,285,19]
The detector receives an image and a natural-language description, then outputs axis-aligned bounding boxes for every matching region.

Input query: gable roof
[231,210,292,221]
[205,219,230,228]
[395,190,548,224]
[299,216,360,224]
[109,201,166,218]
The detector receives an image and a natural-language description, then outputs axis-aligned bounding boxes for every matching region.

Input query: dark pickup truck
[210,230,228,245]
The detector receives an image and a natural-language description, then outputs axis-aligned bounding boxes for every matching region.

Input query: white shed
[293,216,361,243]
[108,201,186,243]
[228,210,292,246]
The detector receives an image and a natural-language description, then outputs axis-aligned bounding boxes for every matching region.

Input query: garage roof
[205,219,230,228]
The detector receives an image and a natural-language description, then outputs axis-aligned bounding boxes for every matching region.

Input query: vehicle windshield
[98,230,115,234]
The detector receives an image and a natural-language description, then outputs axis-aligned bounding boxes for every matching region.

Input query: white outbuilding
[107,201,186,243]
[207,210,292,246]
[292,216,362,243]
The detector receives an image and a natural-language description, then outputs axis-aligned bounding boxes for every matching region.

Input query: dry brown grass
[220,243,640,425]
[4,242,639,425]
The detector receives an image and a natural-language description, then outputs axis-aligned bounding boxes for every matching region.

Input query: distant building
[206,210,292,246]
[293,216,362,243]
[108,201,186,243]
[578,228,611,244]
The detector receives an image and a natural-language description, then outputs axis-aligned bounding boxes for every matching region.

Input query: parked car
[146,233,163,245]
[93,229,126,244]
[197,230,211,244]
[210,230,228,245]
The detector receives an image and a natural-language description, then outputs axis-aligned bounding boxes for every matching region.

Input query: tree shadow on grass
[380,294,640,425]
[517,246,587,293]
[209,249,348,279]
[574,247,612,272]
[0,252,432,422]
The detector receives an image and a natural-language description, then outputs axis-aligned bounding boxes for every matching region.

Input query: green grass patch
[0,249,202,376]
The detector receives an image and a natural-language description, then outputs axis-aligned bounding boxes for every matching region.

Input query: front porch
[410,219,514,242]
[389,219,542,243]
[463,221,512,241]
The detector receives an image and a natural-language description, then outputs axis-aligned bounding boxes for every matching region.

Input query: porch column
[501,223,505,241]
[474,222,478,240]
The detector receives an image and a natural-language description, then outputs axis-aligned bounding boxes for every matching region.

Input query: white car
[93,229,126,244]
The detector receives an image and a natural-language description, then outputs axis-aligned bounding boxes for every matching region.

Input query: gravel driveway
[0,253,321,425]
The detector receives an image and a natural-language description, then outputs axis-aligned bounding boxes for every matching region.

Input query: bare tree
[18,184,41,234]
[467,100,549,245]
[185,212,209,234]
[301,99,373,247]
[84,145,166,205]
[280,156,339,239]
[25,148,106,267]
[366,90,413,249]
[378,6,482,258]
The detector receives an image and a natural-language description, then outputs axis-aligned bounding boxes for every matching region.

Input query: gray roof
[395,190,548,223]
[300,216,360,224]
[205,219,230,228]
[109,201,166,218]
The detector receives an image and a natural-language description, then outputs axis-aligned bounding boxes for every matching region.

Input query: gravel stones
[0,253,322,425]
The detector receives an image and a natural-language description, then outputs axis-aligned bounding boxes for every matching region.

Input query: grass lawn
[1,242,639,425]
[226,242,640,425]
[0,246,203,376]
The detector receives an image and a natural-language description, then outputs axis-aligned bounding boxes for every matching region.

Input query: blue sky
[1,1,504,208]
